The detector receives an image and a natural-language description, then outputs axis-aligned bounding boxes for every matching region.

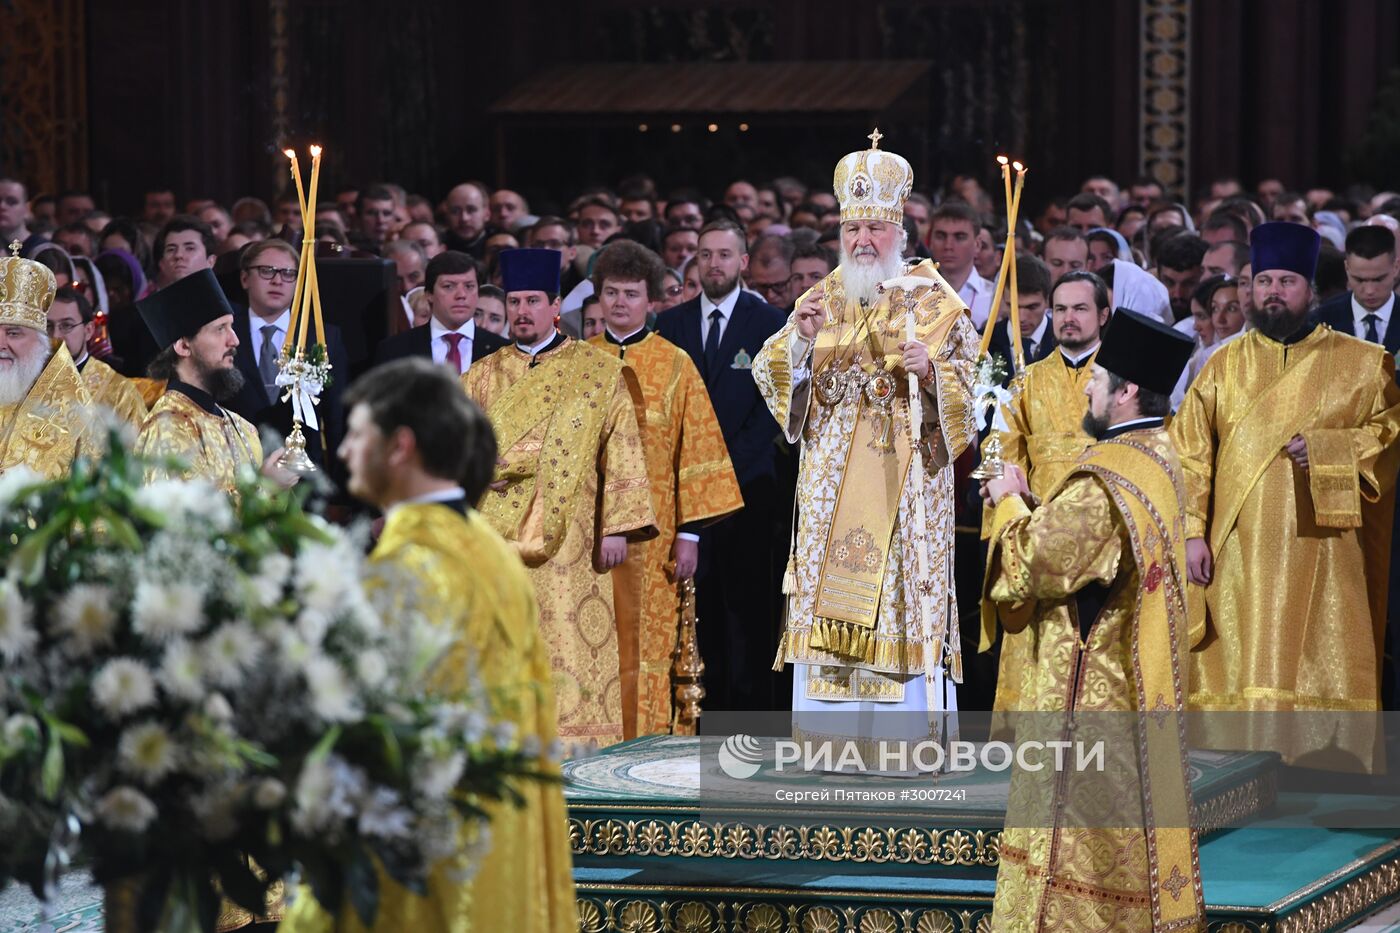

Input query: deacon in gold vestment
[0,243,95,477]
[754,133,977,739]
[47,284,148,428]
[980,270,1102,719]
[587,241,742,736]
[281,359,575,933]
[984,309,1203,933]
[464,248,656,749]
[1172,224,1400,771]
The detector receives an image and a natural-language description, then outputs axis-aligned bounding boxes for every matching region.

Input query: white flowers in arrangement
[0,439,550,930]
[971,352,1014,434]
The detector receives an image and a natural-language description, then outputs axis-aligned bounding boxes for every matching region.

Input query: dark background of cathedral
[2,0,1399,212]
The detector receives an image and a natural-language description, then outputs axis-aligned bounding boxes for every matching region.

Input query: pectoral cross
[867,127,883,150]
[7,240,20,257]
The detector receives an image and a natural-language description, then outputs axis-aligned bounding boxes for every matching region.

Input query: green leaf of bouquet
[308,725,343,763]
[39,733,63,800]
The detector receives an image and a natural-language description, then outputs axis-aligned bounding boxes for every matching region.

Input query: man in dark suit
[656,219,787,712]
[985,255,1056,374]
[373,251,508,372]
[224,239,351,483]
[1313,224,1400,709]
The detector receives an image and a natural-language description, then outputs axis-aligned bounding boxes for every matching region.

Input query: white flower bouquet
[0,437,549,930]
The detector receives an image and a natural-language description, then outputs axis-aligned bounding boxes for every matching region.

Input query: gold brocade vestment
[979,349,1095,717]
[135,386,263,496]
[464,337,657,748]
[985,427,1203,933]
[79,355,149,428]
[279,504,577,933]
[588,331,743,736]
[0,343,96,478]
[1171,326,1400,770]
[753,260,977,696]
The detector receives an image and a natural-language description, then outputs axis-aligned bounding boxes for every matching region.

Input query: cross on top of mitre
[7,240,20,258]
[867,127,883,150]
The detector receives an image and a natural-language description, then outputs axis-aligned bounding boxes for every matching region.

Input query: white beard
[839,245,906,307]
[0,340,52,406]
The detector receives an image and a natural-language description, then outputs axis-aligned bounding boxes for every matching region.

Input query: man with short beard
[134,268,297,496]
[0,244,95,477]
[754,131,977,746]
[1173,222,1400,771]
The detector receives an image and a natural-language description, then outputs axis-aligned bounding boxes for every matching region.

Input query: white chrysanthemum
[295,608,331,647]
[246,553,292,611]
[358,787,413,841]
[412,751,465,800]
[291,754,366,836]
[253,778,286,810]
[296,542,355,613]
[0,466,42,513]
[157,639,204,703]
[52,584,118,656]
[276,629,314,677]
[0,578,37,664]
[203,692,233,722]
[354,650,387,689]
[133,478,232,530]
[201,621,260,689]
[2,713,39,749]
[92,658,157,719]
[131,581,205,643]
[95,785,158,833]
[118,721,180,785]
[339,586,382,638]
[304,656,360,723]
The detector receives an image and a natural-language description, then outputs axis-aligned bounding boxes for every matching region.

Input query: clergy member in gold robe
[46,285,148,428]
[132,269,280,497]
[753,132,977,743]
[586,241,743,736]
[280,359,575,933]
[0,241,97,477]
[464,248,656,749]
[980,268,1102,720]
[984,309,1203,933]
[1172,223,1400,771]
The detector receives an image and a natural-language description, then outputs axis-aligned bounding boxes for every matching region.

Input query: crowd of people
[2,137,1398,931]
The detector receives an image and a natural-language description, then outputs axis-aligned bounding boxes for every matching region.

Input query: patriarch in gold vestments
[464,248,656,749]
[753,132,977,743]
[46,284,148,428]
[0,242,97,478]
[980,268,1103,721]
[586,241,742,737]
[1172,223,1400,771]
[983,309,1203,933]
[281,359,575,933]
[132,270,287,499]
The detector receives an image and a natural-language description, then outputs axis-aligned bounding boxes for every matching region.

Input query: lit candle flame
[309,145,322,157]
[996,155,1010,166]
[1012,161,1025,172]
[283,148,296,159]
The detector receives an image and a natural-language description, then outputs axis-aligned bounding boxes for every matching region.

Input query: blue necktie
[1364,313,1381,344]
[704,309,722,375]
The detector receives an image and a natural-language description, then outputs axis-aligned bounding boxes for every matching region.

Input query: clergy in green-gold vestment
[280,358,575,933]
[982,309,1203,932]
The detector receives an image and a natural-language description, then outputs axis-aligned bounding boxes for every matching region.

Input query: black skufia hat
[1095,307,1195,396]
[135,268,236,349]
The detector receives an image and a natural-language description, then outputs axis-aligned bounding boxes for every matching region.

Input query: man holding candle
[753,131,977,747]
[134,268,298,496]
[463,247,657,749]
[979,270,1108,719]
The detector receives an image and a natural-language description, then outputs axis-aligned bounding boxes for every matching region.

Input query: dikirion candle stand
[276,145,333,474]
[970,155,1028,482]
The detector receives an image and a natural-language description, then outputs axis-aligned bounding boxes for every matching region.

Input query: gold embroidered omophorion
[464,338,657,748]
[80,355,149,428]
[985,428,1204,932]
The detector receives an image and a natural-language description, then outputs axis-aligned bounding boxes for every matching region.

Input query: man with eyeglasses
[47,285,147,427]
[221,238,351,476]
[747,234,798,310]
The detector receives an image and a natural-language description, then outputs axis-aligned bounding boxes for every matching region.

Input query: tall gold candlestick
[282,149,310,356]
[979,156,1015,357]
[1008,161,1028,371]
